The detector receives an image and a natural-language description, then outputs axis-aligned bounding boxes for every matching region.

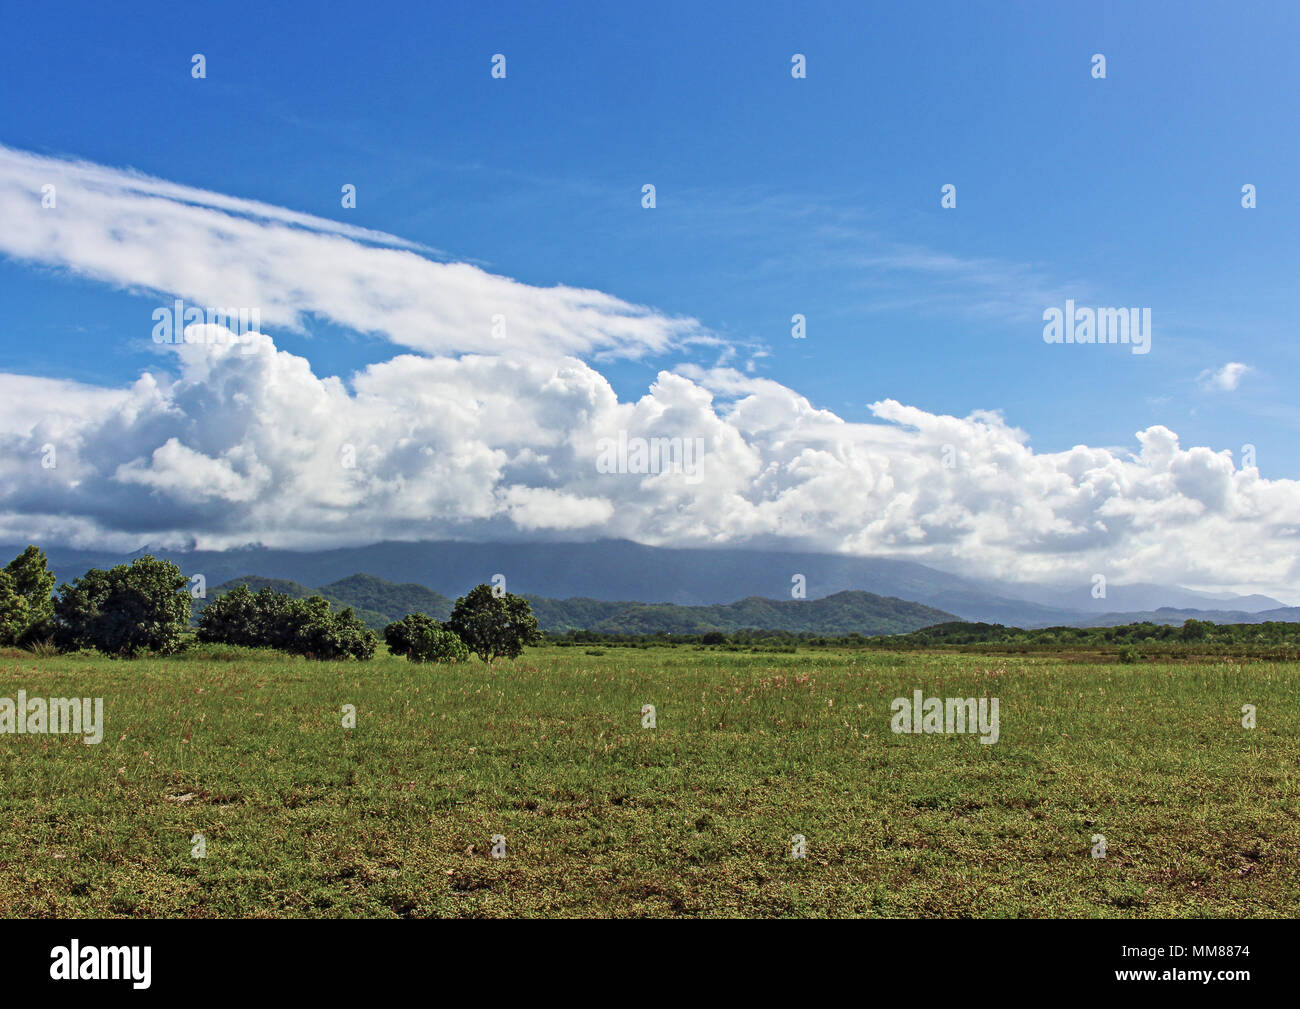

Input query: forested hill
[199,575,956,636]
[529,591,956,635]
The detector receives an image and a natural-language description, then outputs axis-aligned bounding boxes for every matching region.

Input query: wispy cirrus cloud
[851,242,1084,323]
[0,144,711,360]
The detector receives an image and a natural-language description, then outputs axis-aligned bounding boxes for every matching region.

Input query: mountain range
[10,539,1293,631]
[194,574,958,636]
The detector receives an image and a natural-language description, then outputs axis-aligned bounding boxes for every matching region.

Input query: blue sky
[0,0,1296,593]
[3,0,1297,465]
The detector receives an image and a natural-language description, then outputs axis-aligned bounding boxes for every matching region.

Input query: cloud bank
[0,146,1296,597]
[0,328,1294,596]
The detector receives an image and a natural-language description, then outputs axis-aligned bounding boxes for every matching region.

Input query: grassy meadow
[1,643,1296,918]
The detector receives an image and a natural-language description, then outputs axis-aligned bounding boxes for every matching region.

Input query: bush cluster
[383,612,469,663]
[198,585,376,660]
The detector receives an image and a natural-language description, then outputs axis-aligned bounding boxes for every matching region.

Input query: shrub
[383,611,435,656]
[445,584,542,663]
[287,599,377,660]
[196,585,268,648]
[414,626,468,663]
[384,613,469,663]
[54,555,191,656]
[24,638,59,658]
[198,586,376,660]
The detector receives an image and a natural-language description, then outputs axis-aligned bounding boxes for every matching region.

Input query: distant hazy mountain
[11,539,1290,630]
[990,580,1286,615]
[1076,606,1300,627]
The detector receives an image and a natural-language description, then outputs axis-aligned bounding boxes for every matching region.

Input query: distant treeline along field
[1,545,1298,661]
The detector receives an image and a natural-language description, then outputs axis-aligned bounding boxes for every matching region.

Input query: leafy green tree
[0,570,31,645]
[1,545,56,644]
[54,555,192,656]
[384,612,469,663]
[445,584,542,663]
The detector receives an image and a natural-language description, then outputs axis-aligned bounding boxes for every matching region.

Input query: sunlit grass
[0,645,1296,917]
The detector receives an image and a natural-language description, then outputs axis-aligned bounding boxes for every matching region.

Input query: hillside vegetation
[201,575,955,636]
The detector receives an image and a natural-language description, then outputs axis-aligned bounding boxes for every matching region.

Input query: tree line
[0,546,539,662]
[859,619,1300,649]
[549,620,1300,656]
[5,543,1296,659]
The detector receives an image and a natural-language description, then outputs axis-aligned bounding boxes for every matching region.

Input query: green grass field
[1,644,1297,918]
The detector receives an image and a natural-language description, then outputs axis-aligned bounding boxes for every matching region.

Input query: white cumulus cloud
[0,329,1292,597]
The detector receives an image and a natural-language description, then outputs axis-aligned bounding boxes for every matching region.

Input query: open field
[1,645,1297,918]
